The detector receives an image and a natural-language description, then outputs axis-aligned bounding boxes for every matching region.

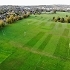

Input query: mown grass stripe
[67,24,70,29]
[25,32,45,47]
[19,53,41,70]
[64,60,70,70]
[54,37,69,59]
[32,33,48,50]
[62,29,69,36]
[43,35,60,55]
[58,23,62,28]
[0,52,12,64]
[35,55,64,70]
[50,23,56,29]
[40,22,46,26]
[0,50,31,70]
[38,34,52,51]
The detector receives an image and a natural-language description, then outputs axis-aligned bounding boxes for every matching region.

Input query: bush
[9,15,15,23]
[66,17,70,23]
[0,20,5,27]
[13,17,17,21]
[27,12,30,17]
[6,18,11,24]
[6,15,14,24]
[6,15,17,24]
[15,16,19,20]
[23,14,28,18]
[57,16,60,22]
[60,18,65,23]
[52,10,56,14]
[66,15,68,17]
[53,17,55,20]
[54,19,57,22]
[6,18,10,23]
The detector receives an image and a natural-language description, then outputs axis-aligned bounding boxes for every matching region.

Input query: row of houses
[0,5,70,20]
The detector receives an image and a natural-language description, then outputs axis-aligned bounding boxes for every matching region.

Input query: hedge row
[0,12,30,28]
[53,15,70,23]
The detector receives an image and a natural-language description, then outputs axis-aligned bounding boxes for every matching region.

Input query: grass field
[0,12,70,70]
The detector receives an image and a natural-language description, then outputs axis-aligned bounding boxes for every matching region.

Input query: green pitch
[0,12,70,70]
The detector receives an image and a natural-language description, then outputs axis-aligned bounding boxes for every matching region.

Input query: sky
[0,0,70,5]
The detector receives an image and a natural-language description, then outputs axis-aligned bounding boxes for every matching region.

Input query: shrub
[6,15,17,24]
[57,16,60,22]
[0,20,5,27]
[13,17,17,21]
[52,15,70,23]
[15,16,19,20]
[18,16,23,20]
[27,12,30,17]
[6,18,10,23]
[51,10,56,14]
[9,15,15,23]
[23,14,28,18]
[53,17,55,20]
[54,19,57,22]
[60,18,65,23]
[6,15,14,24]
[66,15,68,17]
[66,17,70,23]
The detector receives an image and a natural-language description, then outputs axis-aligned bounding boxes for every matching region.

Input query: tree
[0,20,5,28]
[60,18,65,23]
[57,16,60,22]
[66,17,70,23]
[52,10,56,14]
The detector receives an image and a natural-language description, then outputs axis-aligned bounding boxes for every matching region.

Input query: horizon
[0,4,70,6]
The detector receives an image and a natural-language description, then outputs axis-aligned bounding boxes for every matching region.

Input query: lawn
[0,12,70,70]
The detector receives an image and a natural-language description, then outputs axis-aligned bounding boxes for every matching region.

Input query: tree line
[0,12,30,28]
[53,15,70,23]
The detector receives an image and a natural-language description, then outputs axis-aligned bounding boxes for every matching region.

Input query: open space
[0,12,70,70]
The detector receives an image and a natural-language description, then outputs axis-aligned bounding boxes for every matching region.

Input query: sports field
[0,12,70,70]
